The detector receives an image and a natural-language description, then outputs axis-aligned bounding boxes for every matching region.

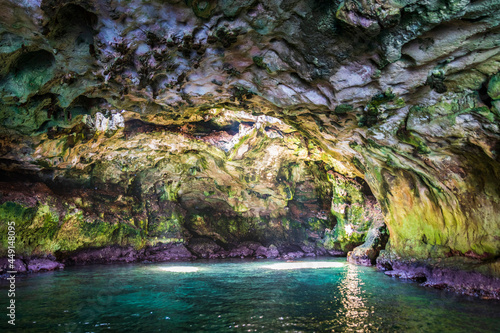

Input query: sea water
[1,258,499,332]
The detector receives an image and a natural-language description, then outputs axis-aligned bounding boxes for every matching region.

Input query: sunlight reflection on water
[262,261,345,270]
[6,259,500,332]
[156,266,200,273]
[337,264,371,331]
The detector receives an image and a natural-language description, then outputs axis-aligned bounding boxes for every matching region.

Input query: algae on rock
[0,0,499,291]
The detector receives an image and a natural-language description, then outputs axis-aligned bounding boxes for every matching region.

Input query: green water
[1,258,500,332]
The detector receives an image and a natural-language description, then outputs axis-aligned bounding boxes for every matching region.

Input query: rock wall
[0,110,382,260]
[0,0,499,293]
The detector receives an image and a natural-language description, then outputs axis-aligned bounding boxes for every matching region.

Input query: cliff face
[0,0,499,292]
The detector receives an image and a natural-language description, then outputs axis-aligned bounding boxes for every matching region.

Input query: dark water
[1,258,500,332]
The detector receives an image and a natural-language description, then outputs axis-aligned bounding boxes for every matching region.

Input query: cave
[1,0,500,331]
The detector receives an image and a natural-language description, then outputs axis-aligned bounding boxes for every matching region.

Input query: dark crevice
[478,79,492,108]
[461,15,488,23]
[66,95,108,119]
[8,50,55,76]
[44,4,98,38]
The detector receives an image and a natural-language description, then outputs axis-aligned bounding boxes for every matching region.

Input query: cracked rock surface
[0,0,500,297]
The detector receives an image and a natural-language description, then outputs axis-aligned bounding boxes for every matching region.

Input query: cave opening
[478,79,493,108]
[0,105,385,264]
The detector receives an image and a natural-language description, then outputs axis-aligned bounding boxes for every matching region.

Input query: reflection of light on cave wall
[345,224,354,236]
[338,265,371,330]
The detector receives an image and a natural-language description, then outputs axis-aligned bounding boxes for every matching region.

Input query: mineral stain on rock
[0,0,499,299]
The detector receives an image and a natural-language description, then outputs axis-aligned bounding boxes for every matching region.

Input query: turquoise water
[1,258,500,332]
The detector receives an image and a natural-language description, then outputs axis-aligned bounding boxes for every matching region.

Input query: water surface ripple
[1,258,499,332]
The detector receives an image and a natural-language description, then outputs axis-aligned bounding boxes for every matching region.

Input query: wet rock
[421,269,500,299]
[377,252,500,300]
[60,243,195,265]
[348,253,372,266]
[227,241,262,258]
[228,246,254,258]
[314,246,328,257]
[61,246,137,265]
[27,258,64,272]
[375,252,393,271]
[327,250,347,257]
[279,245,306,260]
[186,238,223,259]
[141,243,195,262]
[255,245,279,259]
[208,250,229,259]
[0,258,27,275]
[240,241,262,251]
[348,223,389,266]
[281,251,305,260]
[384,269,427,283]
[0,0,499,299]
[299,242,316,256]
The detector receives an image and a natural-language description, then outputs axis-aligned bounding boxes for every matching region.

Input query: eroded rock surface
[378,251,500,299]
[0,0,499,297]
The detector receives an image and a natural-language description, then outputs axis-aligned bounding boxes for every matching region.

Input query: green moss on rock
[335,104,353,114]
[488,73,500,100]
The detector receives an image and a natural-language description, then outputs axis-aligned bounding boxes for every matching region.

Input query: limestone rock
[27,258,64,272]
[0,258,27,275]
[348,223,389,266]
[186,238,223,259]
[255,245,279,259]
[488,73,500,100]
[0,0,499,298]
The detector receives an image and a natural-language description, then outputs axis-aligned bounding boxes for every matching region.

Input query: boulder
[27,259,64,273]
[255,245,279,259]
[0,258,27,275]
[186,238,223,259]
[142,243,195,262]
[348,223,389,266]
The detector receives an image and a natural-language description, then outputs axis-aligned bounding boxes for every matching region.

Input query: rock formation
[0,0,499,297]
